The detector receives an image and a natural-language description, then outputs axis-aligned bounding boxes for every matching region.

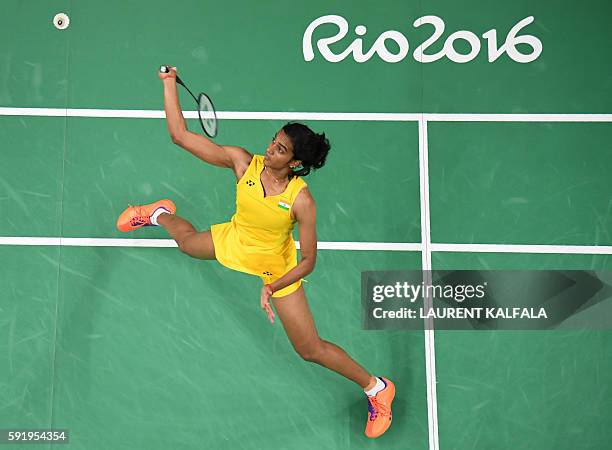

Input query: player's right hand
[260,285,275,324]
[159,65,177,81]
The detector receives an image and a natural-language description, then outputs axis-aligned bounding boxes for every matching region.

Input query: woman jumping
[115,66,395,439]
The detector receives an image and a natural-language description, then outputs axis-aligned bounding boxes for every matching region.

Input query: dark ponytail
[282,122,331,177]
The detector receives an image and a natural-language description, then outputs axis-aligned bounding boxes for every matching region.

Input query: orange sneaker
[116,199,176,232]
[365,377,395,438]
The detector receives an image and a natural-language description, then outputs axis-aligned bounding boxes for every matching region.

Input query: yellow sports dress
[210,155,308,297]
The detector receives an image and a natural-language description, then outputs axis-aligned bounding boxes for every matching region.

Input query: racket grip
[160,65,184,86]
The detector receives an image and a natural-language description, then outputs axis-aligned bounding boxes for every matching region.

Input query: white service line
[2,107,612,123]
[0,107,421,122]
[419,117,440,450]
[424,113,612,123]
[0,237,177,247]
[2,237,610,255]
[314,242,421,251]
[431,243,612,255]
[0,236,422,251]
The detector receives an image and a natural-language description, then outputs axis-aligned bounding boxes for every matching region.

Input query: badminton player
[116,66,395,438]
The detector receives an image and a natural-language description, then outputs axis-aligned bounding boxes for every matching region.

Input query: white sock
[364,376,386,397]
[150,207,171,226]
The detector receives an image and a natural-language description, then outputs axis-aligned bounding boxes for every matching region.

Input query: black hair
[282,122,331,177]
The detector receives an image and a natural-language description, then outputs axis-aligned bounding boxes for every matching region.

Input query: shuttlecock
[53,13,70,30]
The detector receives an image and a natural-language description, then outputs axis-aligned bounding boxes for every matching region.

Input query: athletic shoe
[365,377,395,438]
[116,199,176,232]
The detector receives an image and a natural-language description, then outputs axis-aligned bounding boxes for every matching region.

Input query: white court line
[311,241,421,251]
[0,236,421,251]
[2,107,612,122]
[0,237,178,247]
[419,118,440,450]
[424,113,612,123]
[431,243,612,255]
[2,237,611,254]
[0,107,421,121]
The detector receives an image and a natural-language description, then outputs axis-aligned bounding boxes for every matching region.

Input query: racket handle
[159,65,185,87]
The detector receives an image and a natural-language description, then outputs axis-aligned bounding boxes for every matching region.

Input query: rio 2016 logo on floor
[303,15,542,64]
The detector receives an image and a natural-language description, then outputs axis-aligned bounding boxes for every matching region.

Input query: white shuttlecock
[53,13,70,30]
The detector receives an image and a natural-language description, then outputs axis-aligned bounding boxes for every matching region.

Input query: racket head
[197,93,218,138]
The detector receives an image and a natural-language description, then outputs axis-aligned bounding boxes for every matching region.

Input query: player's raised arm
[159,67,250,172]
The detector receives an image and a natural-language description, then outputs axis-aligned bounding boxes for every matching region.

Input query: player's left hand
[260,285,275,324]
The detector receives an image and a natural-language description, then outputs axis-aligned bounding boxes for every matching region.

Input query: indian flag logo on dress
[278,201,290,211]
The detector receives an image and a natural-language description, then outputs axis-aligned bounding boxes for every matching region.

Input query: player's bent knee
[296,341,324,362]
[177,238,196,257]
[175,233,216,260]
[176,240,188,254]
